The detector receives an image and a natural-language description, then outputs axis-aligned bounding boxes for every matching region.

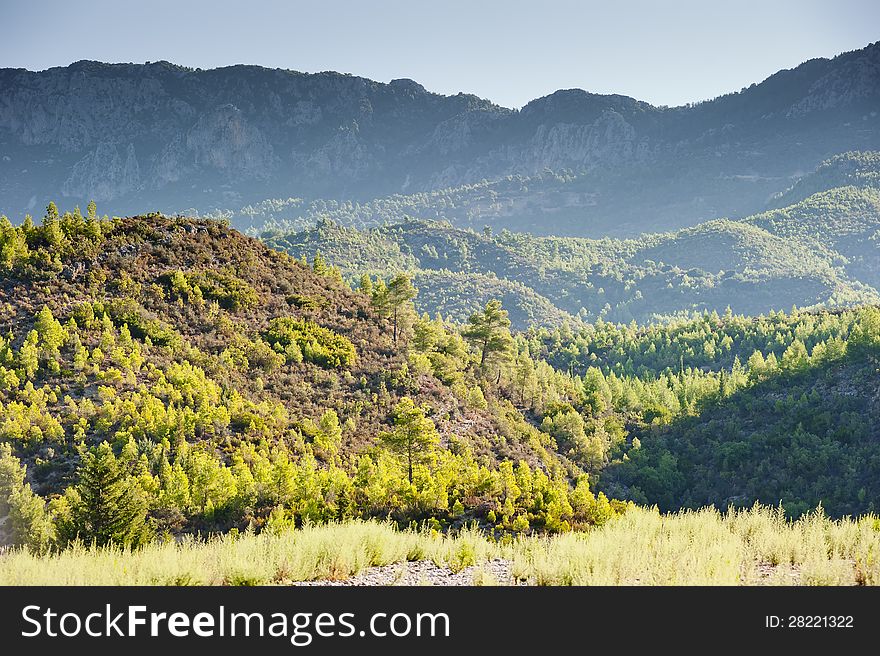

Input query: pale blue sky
[2,0,878,108]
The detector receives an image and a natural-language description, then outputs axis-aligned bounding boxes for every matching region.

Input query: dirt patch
[291,559,519,586]
[752,562,802,584]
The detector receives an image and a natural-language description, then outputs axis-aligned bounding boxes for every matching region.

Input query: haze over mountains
[264,152,880,329]
[1,41,879,236]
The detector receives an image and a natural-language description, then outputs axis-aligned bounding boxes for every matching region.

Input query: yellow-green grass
[2,506,879,585]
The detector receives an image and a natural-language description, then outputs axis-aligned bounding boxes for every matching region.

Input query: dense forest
[0,202,879,557]
[523,308,880,516]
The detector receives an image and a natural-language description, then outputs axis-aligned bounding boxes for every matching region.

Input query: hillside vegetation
[522,308,880,516]
[262,163,880,328]
[0,204,627,555]
[768,151,880,207]
[1,204,879,569]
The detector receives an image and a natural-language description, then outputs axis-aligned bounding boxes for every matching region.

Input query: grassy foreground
[2,505,880,585]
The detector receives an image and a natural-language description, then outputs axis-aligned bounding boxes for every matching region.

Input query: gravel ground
[292,559,519,586]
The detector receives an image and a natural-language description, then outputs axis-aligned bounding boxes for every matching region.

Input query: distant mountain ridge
[1,42,879,235]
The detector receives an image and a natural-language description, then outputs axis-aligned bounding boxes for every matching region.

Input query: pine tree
[21,214,34,237]
[64,442,148,548]
[0,217,28,269]
[84,201,102,242]
[312,251,328,276]
[514,354,537,405]
[34,306,67,372]
[582,366,612,415]
[45,202,59,222]
[462,300,514,370]
[359,273,373,296]
[18,330,39,379]
[0,443,55,553]
[316,409,343,458]
[373,274,417,343]
[378,397,439,484]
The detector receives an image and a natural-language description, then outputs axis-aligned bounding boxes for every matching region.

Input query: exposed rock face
[523,110,643,170]
[62,141,140,201]
[152,104,277,186]
[0,42,878,231]
[786,47,880,117]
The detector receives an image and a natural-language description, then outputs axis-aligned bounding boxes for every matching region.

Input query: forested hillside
[504,305,879,518]
[262,158,880,328]
[0,205,624,553]
[746,185,880,288]
[1,206,879,560]
[523,308,880,517]
[768,151,880,207]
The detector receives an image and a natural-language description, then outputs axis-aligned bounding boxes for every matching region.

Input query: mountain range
[2,42,879,236]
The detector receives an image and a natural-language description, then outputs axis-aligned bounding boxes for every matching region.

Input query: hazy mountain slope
[746,186,880,287]
[411,270,574,328]
[227,172,596,236]
[768,150,880,208]
[2,43,879,236]
[263,183,880,328]
[215,150,880,240]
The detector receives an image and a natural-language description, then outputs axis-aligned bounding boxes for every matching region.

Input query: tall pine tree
[64,442,148,548]
[463,300,514,369]
[373,273,416,343]
[378,397,439,484]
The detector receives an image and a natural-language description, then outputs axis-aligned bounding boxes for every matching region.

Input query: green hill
[2,204,880,563]
[747,186,880,288]
[263,185,880,328]
[768,151,880,208]
[602,342,880,517]
[411,270,572,328]
[0,206,627,552]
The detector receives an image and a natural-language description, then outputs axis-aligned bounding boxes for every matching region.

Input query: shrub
[265,317,356,368]
[163,269,259,311]
[100,300,181,348]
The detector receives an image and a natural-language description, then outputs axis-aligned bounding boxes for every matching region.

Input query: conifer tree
[45,202,58,222]
[582,366,612,415]
[21,214,34,237]
[64,442,148,548]
[312,251,328,276]
[18,330,39,379]
[0,444,55,553]
[462,300,514,370]
[359,273,373,296]
[0,217,28,269]
[316,409,343,458]
[373,274,417,343]
[378,397,439,484]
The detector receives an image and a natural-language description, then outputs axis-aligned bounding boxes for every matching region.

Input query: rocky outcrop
[152,104,277,186]
[62,141,140,201]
